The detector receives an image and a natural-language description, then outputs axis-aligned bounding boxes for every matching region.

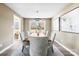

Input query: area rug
[11,44,63,56]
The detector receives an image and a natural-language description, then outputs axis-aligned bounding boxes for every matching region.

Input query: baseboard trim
[0,42,16,54]
[55,40,78,56]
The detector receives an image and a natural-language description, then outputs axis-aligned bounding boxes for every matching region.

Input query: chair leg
[22,46,24,52]
[52,47,54,53]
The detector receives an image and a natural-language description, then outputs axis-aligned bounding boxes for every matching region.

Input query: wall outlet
[0,44,3,47]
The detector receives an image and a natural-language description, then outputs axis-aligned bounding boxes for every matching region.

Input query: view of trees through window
[29,18,46,32]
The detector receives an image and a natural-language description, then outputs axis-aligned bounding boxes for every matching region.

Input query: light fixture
[35,18,40,21]
[36,10,39,13]
[34,10,41,21]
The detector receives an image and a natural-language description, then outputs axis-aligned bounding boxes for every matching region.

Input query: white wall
[52,3,79,55]
[0,4,23,52]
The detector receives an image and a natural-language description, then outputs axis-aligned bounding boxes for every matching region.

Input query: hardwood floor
[54,41,74,56]
[0,41,20,56]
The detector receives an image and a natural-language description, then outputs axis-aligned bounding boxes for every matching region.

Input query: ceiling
[5,3,69,18]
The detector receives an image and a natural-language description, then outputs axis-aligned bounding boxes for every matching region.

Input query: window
[29,18,46,32]
[13,15,21,39]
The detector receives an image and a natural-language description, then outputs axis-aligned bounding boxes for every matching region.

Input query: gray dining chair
[48,33,56,53]
[20,32,30,55]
